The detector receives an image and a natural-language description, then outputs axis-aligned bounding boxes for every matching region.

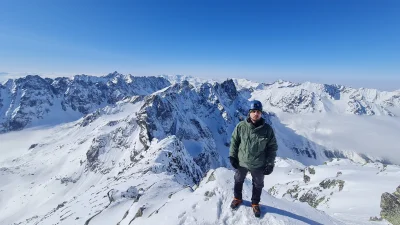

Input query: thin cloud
[276,112,400,165]
[0,72,41,82]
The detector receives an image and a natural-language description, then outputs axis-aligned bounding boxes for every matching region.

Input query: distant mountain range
[1,72,399,225]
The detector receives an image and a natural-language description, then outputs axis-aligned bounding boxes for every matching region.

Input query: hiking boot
[230,198,242,209]
[252,204,261,217]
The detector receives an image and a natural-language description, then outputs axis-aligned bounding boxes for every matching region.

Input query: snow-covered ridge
[2,73,399,134]
[158,74,221,88]
[249,80,399,116]
[0,72,170,133]
[135,79,339,169]
[160,75,400,116]
[0,98,205,225]
[126,167,345,225]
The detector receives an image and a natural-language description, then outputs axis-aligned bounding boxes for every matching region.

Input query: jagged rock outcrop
[269,169,346,209]
[303,166,315,183]
[150,136,203,184]
[303,175,311,183]
[136,79,244,172]
[86,135,110,171]
[380,185,400,225]
[299,191,326,208]
[319,179,345,191]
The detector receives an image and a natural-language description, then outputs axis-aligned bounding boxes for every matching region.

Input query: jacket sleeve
[265,127,278,165]
[229,124,241,159]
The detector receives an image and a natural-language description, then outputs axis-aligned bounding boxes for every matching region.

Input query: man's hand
[229,157,239,169]
[264,164,274,175]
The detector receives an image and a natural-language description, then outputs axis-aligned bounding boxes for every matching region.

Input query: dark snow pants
[234,166,265,204]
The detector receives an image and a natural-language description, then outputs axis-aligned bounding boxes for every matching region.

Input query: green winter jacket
[229,117,278,170]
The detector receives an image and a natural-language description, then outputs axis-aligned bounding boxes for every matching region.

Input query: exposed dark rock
[380,185,400,225]
[304,175,311,184]
[319,179,345,191]
[369,216,383,221]
[299,191,326,208]
[29,144,38,150]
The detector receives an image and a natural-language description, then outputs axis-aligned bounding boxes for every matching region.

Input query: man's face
[249,110,262,121]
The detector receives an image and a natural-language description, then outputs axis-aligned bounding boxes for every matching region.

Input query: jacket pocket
[259,137,268,151]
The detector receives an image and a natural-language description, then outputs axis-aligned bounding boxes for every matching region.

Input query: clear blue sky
[0,0,399,90]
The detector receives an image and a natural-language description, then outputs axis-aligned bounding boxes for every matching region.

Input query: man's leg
[250,168,265,204]
[233,166,248,200]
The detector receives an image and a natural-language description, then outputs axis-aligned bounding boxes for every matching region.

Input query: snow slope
[0,96,398,225]
[267,159,400,225]
[0,118,346,225]
[127,168,345,225]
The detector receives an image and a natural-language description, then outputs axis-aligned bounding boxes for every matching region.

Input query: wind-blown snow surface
[126,168,345,225]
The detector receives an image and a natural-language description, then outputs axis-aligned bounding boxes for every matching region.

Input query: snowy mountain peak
[215,79,238,100]
[15,74,52,89]
[159,74,220,88]
[0,73,171,133]
[274,79,299,86]
[105,70,123,78]
[248,79,399,116]
[231,78,260,90]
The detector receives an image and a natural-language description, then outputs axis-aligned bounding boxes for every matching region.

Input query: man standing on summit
[229,100,278,217]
